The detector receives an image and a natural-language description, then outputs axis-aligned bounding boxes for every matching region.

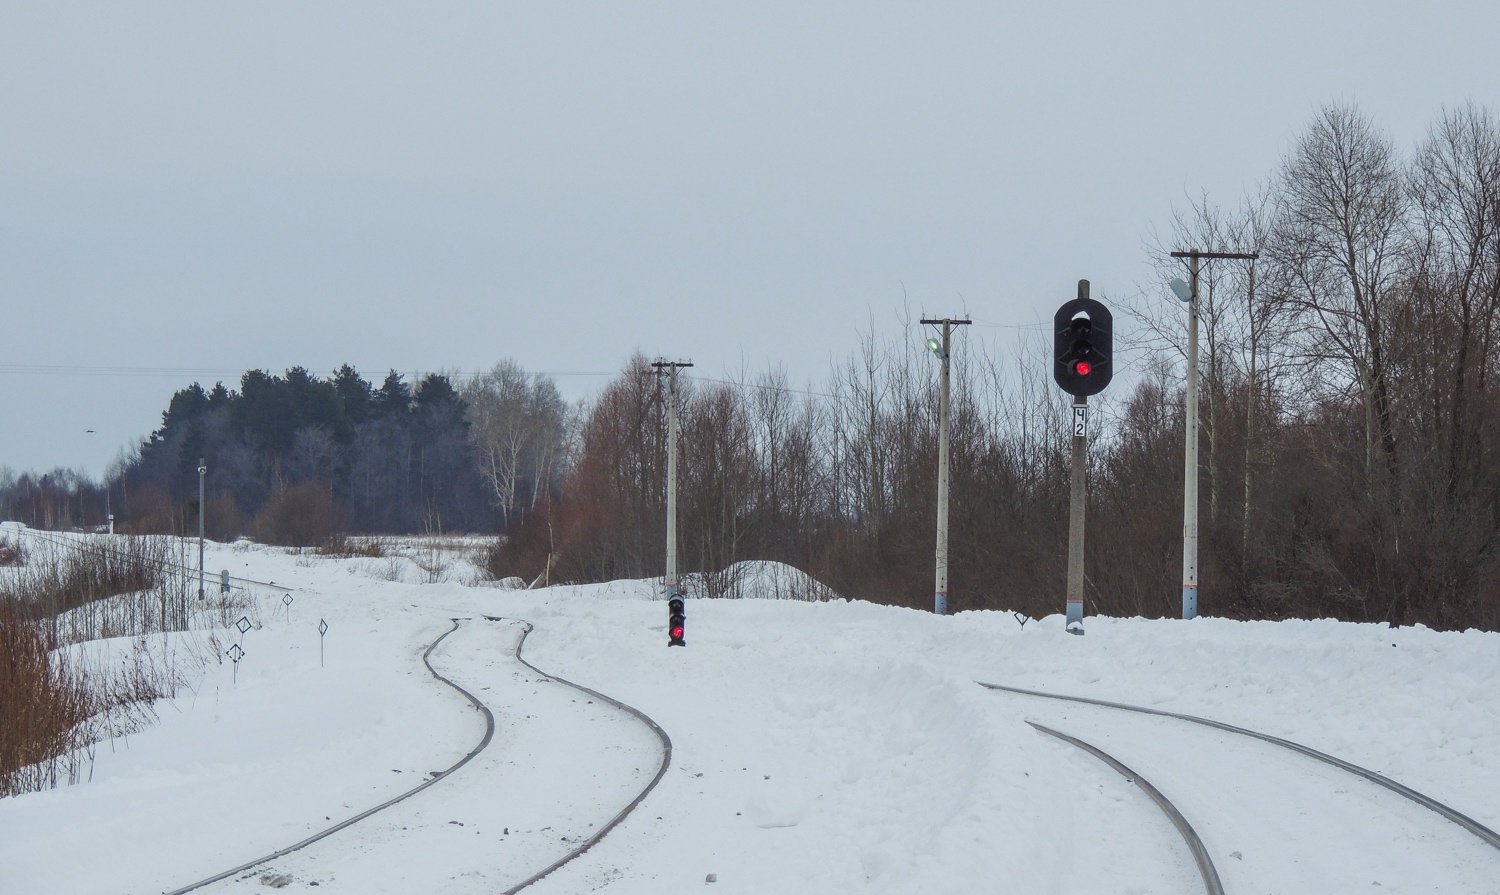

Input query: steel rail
[1028,721,1224,895]
[980,681,1500,853]
[162,619,496,894]
[484,616,674,894]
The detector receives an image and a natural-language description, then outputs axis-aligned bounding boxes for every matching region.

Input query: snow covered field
[2,534,1499,894]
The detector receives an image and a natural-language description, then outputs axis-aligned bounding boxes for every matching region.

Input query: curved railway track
[1027,721,1225,895]
[163,619,495,894]
[485,617,674,894]
[978,680,1500,854]
[161,616,672,894]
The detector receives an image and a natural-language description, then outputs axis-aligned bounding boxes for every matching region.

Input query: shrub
[0,601,90,796]
[316,535,385,558]
[251,481,344,547]
[0,538,24,567]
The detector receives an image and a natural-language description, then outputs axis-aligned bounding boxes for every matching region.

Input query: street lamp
[1168,250,1258,620]
[919,316,970,614]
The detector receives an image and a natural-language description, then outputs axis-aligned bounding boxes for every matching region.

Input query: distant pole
[920,316,971,615]
[653,358,693,645]
[198,459,206,602]
[1170,249,1258,620]
[106,487,113,535]
[1183,254,1199,619]
[666,366,679,597]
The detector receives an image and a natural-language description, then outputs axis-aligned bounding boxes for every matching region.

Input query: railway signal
[668,597,686,647]
[1053,283,1113,635]
[1053,297,1113,396]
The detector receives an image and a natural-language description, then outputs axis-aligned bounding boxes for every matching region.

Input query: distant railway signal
[668,597,686,647]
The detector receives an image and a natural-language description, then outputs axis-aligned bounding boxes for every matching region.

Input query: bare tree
[1409,102,1500,495]
[1274,102,1408,478]
[463,361,567,523]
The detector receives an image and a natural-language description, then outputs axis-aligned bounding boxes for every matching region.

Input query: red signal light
[672,626,684,639]
[1075,361,1091,376]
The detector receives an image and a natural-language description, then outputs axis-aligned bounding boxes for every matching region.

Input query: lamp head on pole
[926,337,944,360]
[1169,278,1193,303]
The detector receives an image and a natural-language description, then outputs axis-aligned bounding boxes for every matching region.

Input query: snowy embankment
[1,542,1498,893]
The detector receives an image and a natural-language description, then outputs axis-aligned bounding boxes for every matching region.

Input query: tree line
[7,100,1499,629]
[495,100,1500,631]
[1,362,567,544]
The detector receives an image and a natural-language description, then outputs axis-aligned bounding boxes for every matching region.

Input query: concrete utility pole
[197,459,206,601]
[1065,283,1092,635]
[920,317,971,615]
[1170,249,1258,620]
[653,359,693,645]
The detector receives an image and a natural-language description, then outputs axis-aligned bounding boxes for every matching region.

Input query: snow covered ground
[2,532,1499,894]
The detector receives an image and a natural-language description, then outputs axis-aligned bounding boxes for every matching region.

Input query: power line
[0,364,616,380]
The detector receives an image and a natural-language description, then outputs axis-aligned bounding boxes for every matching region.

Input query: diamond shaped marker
[318,619,328,636]
[236,616,252,634]
[282,593,293,607]
[227,643,244,662]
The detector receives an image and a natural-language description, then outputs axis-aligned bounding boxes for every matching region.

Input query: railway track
[1027,720,1224,895]
[986,680,1500,892]
[160,616,671,894]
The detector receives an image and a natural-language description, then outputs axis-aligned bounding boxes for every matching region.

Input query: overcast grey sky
[4,1,1499,476]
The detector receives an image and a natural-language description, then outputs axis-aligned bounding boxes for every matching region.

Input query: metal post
[1182,255,1200,620]
[198,459,206,602]
[1066,394,1087,634]
[665,365,679,602]
[935,320,952,616]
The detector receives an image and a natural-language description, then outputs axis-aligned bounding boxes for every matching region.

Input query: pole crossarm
[1169,250,1260,261]
[918,318,973,325]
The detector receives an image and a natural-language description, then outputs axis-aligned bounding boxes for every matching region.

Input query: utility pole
[1067,390,1087,634]
[920,317,971,615]
[653,359,693,645]
[197,459,206,602]
[1170,249,1258,620]
[1053,282,1112,635]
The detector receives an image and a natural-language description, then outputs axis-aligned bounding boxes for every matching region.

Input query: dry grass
[0,536,25,567]
[0,601,182,796]
[316,535,386,558]
[1,536,188,642]
[0,534,228,797]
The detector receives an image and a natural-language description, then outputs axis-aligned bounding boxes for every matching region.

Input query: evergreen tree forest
[1,363,567,544]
